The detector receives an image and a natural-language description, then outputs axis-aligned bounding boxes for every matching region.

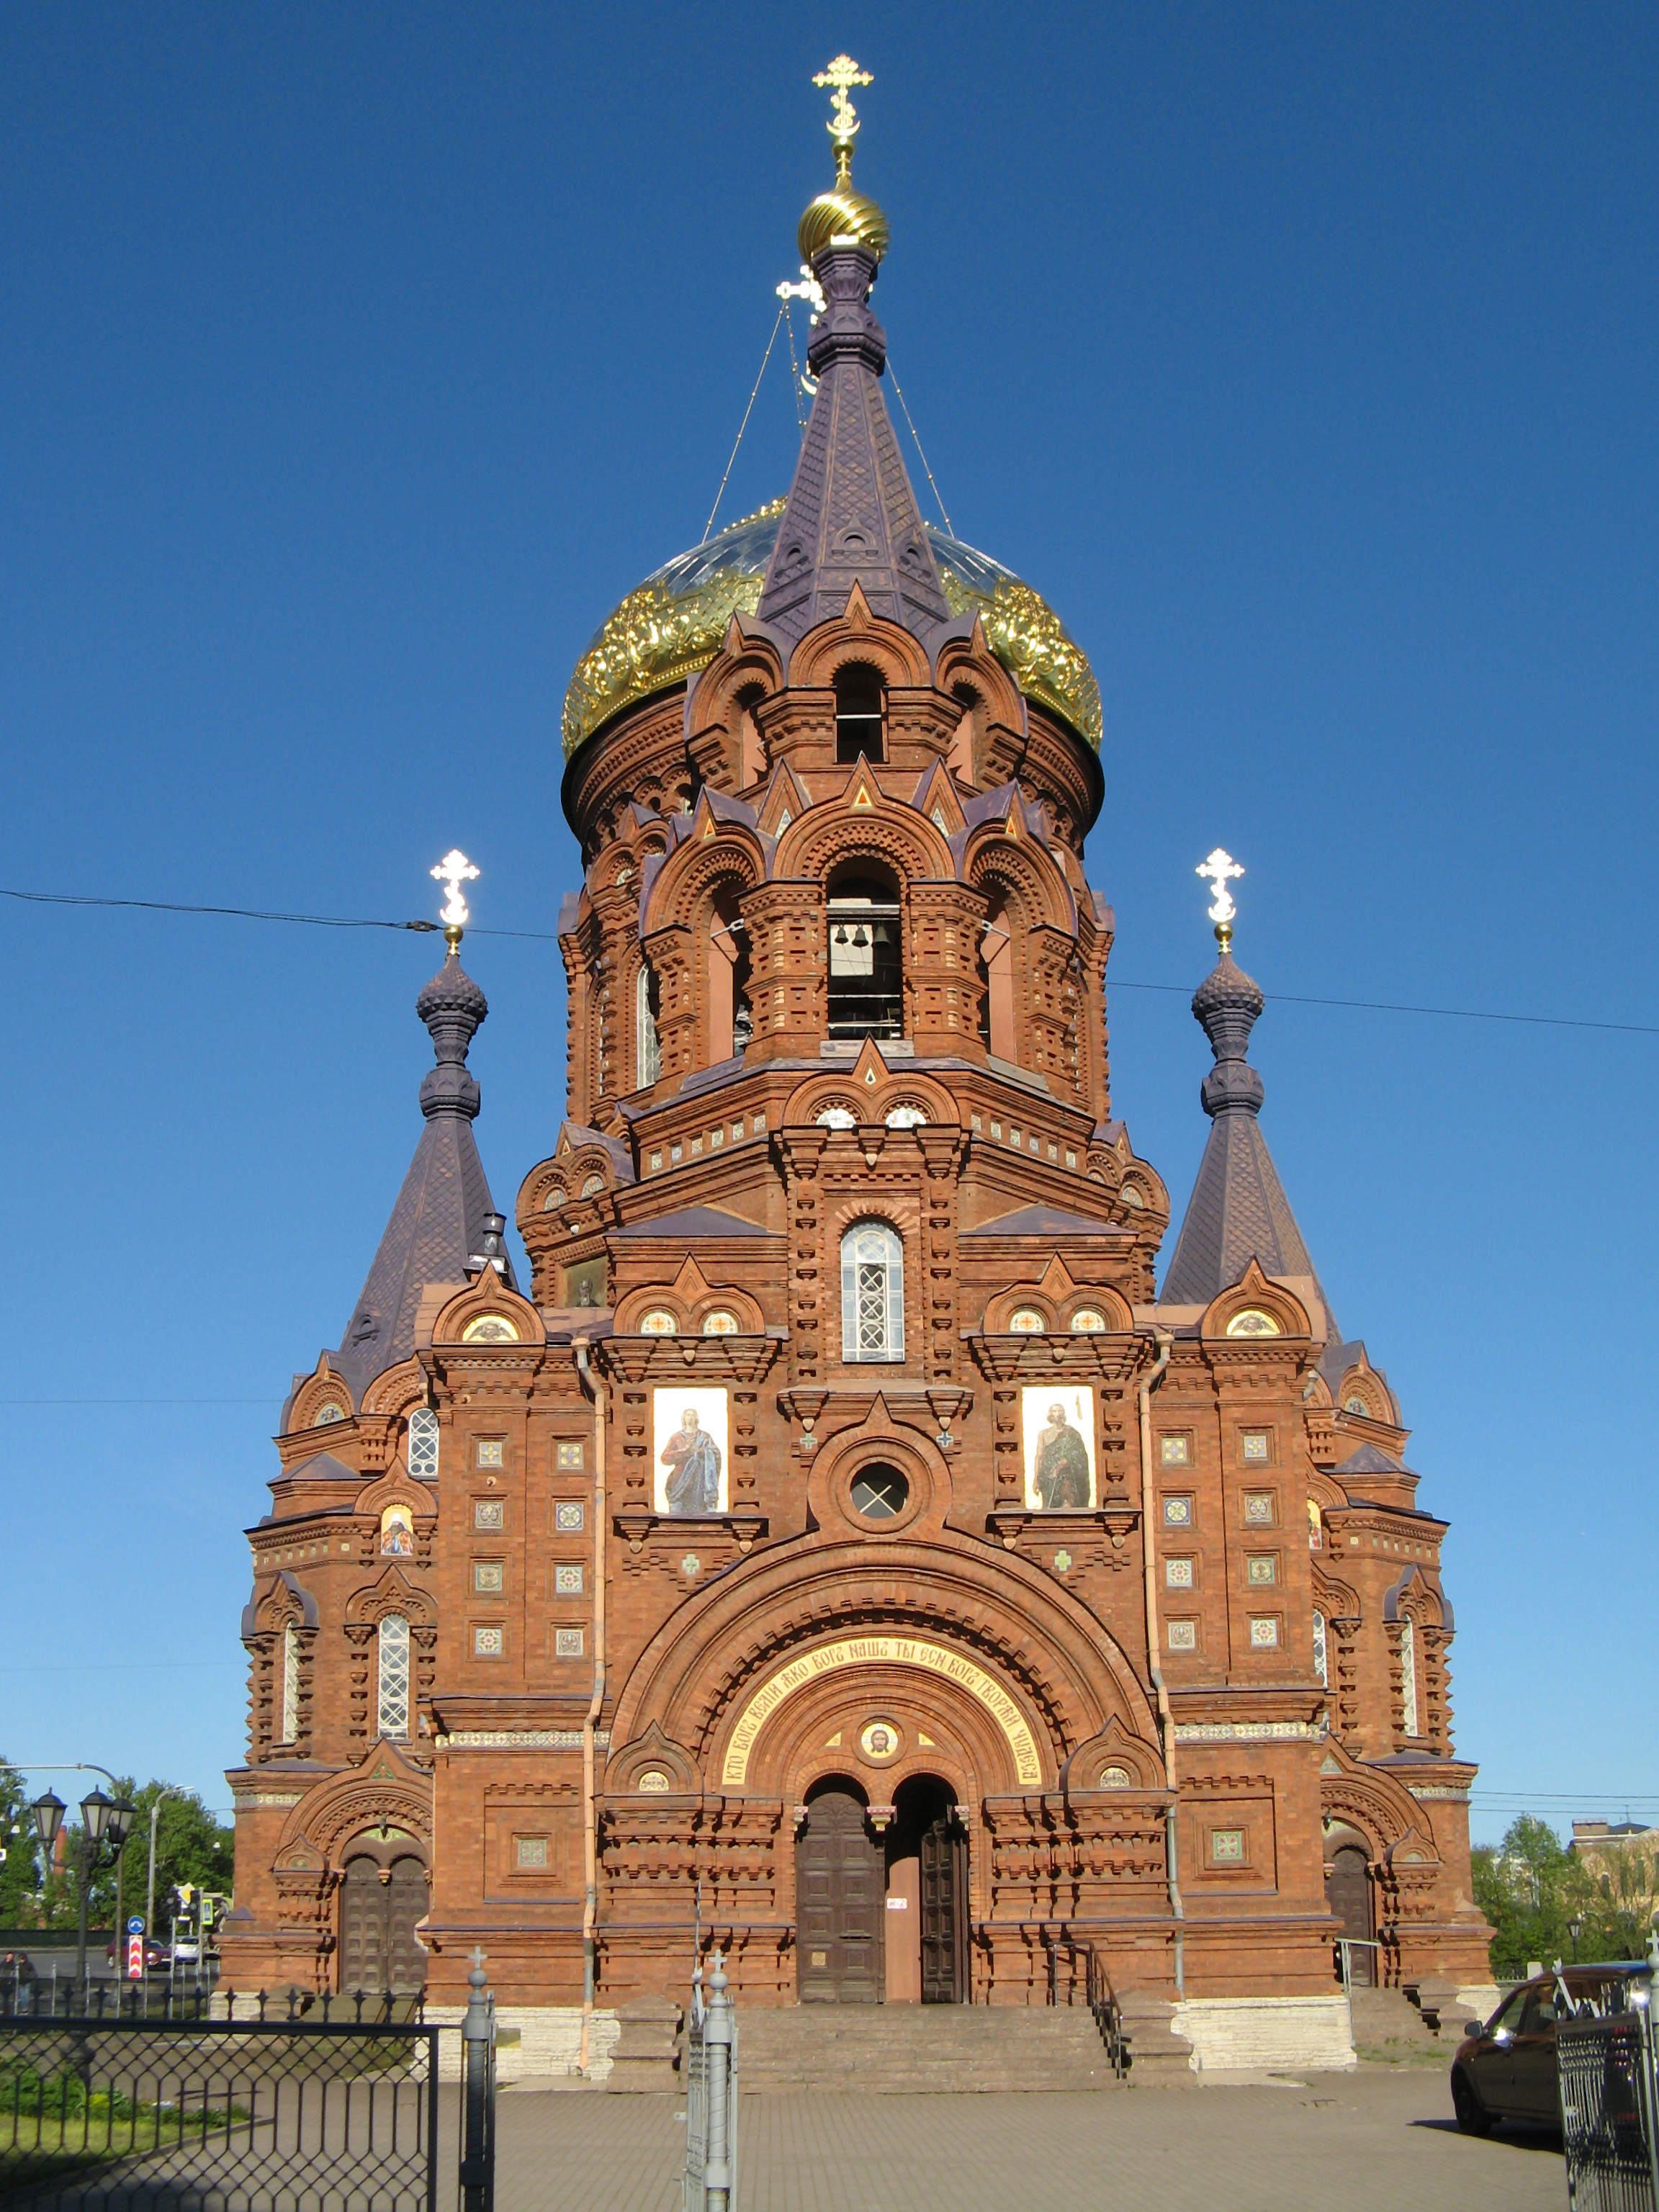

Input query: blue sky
[0,4,1652,1843]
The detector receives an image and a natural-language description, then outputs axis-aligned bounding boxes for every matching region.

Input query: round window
[639,1309,678,1335]
[1009,1308,1046,1334]
[701,1310,739,1336]
[1098,1765,1132,1789]
[1069,1308,1106,1334]
[850,1465,909,1520]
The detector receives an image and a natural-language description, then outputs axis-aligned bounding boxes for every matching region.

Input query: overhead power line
[3,884,1653,1037]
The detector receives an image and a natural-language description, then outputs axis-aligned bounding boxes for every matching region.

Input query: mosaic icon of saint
[661,1407,722,1515]
[1033,1403,1091,1509]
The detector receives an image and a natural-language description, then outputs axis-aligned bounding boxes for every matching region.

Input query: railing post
[459,1947,495,2212]
[703,1950,733,2212]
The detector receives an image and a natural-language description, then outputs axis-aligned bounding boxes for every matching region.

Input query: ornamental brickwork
[222,130,1490,2016]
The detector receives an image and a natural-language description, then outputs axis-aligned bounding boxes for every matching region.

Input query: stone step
[728,2005,1123,2093]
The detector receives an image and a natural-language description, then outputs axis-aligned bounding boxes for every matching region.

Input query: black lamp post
[32,1786,136,2008]
[1568,1915,1583,1964]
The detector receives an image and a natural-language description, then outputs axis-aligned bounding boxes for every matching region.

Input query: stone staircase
[729,2003,1124,2093]
[1347,1985,1442,2062]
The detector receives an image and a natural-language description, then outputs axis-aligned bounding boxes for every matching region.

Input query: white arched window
[377,1614,410,1740]
[280,1624,300,1744]
[1312,1608,1328,1689]
[1398,1617,1419,1738]
[637,966,661,1085]
[407,1408,439,1480]
[841,1221,904,1363]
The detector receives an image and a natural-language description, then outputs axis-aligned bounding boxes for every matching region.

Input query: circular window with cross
[850,1463,909,1521]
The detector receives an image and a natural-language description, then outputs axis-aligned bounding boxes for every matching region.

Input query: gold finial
[813,54,873,186]
[799,55,889,264]
[431,848,480,954]
[1196,848,1244,956]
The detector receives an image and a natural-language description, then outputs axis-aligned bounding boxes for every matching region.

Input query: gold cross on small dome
[1196,848,1244,952]
[431,848,480,949]
[813,55,873,152]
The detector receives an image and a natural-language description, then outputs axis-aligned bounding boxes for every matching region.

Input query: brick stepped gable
[729,2006,1120,2093]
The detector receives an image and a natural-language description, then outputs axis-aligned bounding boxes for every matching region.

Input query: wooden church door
[340,1855,428,1993]
[1326,1845,1374,1986]
[340,1857,387,1993]
[797,1789,883,2002]
[919,1815,966,2003]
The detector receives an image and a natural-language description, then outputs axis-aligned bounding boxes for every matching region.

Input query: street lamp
[32,1786,136,2008]
[1568,1916,1584,1963]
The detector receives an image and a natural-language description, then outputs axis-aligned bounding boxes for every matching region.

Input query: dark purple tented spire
[329,945,516,1393]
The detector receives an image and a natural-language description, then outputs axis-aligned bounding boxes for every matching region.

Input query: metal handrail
[1044,1935,1125,2080]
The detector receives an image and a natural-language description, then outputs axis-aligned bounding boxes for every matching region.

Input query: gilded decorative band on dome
[560,506,1102,758]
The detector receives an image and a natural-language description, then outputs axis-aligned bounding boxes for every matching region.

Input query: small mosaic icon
[859,1718,902,1763]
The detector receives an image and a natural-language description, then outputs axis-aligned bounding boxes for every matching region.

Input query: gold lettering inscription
[719,1637,1043,1788]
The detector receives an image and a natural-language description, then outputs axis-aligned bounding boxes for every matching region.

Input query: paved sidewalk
[490,2064,1566,2212]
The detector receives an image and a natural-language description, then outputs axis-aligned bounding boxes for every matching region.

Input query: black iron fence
[1559,2006,1659,2212]
[0,1965,499,2212]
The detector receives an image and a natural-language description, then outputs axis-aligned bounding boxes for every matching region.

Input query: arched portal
[796,1778,883,2005]
[338,1848,428,1995]
[1324,1825,1375,1987]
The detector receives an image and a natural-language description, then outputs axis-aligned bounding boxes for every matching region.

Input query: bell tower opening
[834,662,885,762]
[827,867,903,1040]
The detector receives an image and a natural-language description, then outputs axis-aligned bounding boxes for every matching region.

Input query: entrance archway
[1324,1827,1374,1987]
[884,1776,966,2005]
[796,1779,883,2004]
[339,1854,428,1995]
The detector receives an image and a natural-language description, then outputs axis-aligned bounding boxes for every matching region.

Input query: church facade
[223,73,1491,2031]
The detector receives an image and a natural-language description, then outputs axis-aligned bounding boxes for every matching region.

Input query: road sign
[126,1935,143,1979]
[127,1916,144,1935]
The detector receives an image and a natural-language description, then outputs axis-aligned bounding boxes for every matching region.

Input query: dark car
[1451,1965,1654,2134]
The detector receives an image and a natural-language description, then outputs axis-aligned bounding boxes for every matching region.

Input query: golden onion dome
[561,501,1103,760]
[798,179,890,264]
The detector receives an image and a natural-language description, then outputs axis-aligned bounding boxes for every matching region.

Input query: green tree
[0,1759,44,1925]
[1470,1814,1651,1974]
[109,1782,235,1937]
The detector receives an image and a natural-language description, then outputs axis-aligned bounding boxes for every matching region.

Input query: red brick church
[224,63,1492,2063]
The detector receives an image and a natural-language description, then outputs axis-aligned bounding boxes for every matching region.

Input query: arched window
[841,1221,904,1363]
[1398,1618,1419,1737]
[636,965,661,1086]
[280,1624,300,1745]
[1312,1608,1328,1689]
[408,1408,439,1480]
[378,1614,411,1740]
[834,662,885,763]
[827,870,903,1040]
[979,904,1015,1061]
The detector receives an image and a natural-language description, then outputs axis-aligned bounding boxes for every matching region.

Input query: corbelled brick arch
[608,1532,1161,1793]
[769,771,956,888]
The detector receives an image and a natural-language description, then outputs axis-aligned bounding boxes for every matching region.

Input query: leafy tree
[1474,1814,1658,1974]
[0,1760,43,1924]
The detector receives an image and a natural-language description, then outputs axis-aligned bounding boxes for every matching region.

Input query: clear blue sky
[1,4,1653,1844]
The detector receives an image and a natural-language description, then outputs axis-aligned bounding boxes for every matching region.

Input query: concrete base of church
[425,2005,619,2083]
[1170,1995,1357,2072]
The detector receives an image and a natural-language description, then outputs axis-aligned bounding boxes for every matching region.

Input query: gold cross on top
[813,55,873,150]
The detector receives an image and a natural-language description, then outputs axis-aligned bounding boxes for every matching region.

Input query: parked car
[104,1938,169,1970]
[1451,1965,1654,2135]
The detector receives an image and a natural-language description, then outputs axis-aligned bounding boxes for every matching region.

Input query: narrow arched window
[827,870,903,1040]
[378,1614,411,1740]
[637,964,661,1084]
[280,1624,300,1744]
[841,1221,904,1363]
[1312,1608,1328,1689]
[1398,1618,1419,1737]
[835,663,885,763]
[407,1408,439,1480]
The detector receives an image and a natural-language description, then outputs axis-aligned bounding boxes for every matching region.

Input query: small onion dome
[798,174,891,264]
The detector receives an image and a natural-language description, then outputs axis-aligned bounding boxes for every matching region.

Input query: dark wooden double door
[339,1856,428,1995]
[797,1786,964,2003]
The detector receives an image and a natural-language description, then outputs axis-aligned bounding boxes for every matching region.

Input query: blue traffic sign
[127,1916,144,1934]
